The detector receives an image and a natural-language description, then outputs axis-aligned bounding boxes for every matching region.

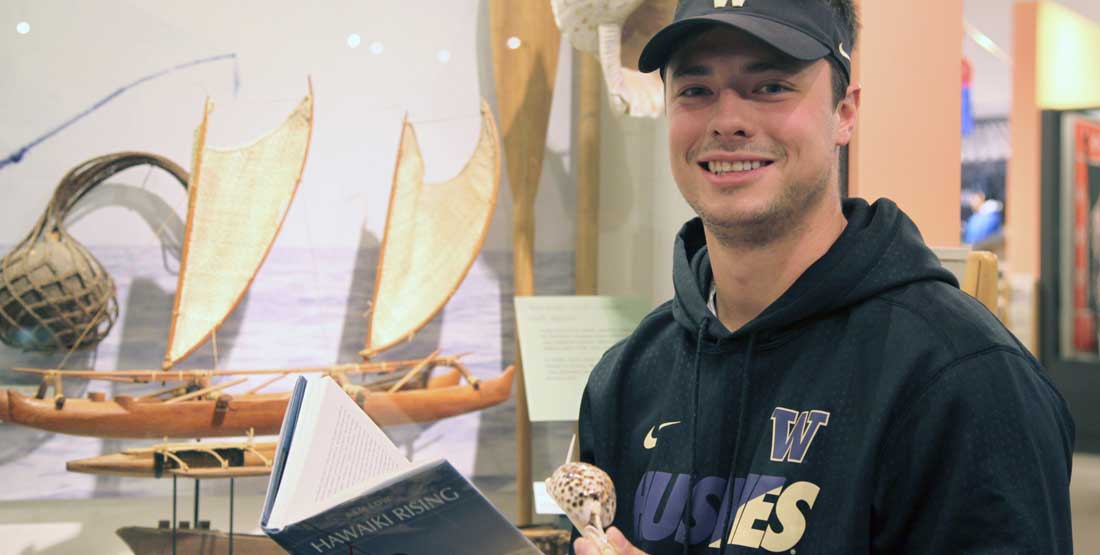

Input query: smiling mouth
[699,160,774,176]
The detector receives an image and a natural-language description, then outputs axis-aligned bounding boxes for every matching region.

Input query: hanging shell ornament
[546,461,619,555]
[0,153,188,351]
[550,0,672,118]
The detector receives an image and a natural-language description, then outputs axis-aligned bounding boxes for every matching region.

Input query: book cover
[269,459,540,555]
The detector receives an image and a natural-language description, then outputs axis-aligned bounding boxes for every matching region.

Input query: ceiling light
[964,20,1011,65]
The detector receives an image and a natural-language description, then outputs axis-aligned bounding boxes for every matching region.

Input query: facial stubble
[689,149,836,249]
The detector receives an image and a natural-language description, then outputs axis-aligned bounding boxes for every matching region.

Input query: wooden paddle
[489,0,561,525]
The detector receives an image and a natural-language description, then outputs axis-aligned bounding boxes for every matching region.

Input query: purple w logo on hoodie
[769,408,830,463]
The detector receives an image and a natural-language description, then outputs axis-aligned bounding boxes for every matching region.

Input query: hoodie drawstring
[684,321,755,555]
[683,318,708,555]
[719,332,755,555]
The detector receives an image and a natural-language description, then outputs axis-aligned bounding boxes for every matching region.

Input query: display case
[0,2,589,552]
[1039,108,1100,452]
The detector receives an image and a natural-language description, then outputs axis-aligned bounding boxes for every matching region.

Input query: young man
[573,1,1075,554]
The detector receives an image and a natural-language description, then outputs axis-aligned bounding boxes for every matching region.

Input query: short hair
[826,0,860,106]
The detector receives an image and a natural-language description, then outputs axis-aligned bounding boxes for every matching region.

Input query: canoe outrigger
[66,432,278,478]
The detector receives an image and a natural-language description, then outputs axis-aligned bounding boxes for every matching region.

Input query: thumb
[605,526,649,555]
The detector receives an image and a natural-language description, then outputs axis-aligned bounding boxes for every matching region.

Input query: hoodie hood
[672,198,958,341]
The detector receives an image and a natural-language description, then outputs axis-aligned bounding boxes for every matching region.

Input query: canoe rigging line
[0,53,239,172]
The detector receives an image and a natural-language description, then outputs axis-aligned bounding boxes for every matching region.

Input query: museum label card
[533,481,566,515]
[514,296,649,422]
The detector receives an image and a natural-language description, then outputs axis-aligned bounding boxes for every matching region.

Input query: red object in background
[1089,131,1100,162]
[1072,120,1100,352]
[961,58,975,136]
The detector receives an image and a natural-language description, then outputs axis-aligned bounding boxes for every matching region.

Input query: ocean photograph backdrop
[0,0,579,502]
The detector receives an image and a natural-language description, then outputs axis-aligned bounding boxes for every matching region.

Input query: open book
[261,375,540,555]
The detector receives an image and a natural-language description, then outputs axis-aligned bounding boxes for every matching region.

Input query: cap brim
[638,14,831,73]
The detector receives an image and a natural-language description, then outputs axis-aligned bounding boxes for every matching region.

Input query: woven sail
[364,100,501,354]
[164,88,314,368]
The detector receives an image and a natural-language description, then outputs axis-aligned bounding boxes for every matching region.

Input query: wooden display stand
[489,0,562,526]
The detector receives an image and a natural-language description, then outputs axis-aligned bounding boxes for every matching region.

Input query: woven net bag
[0,152,189,351]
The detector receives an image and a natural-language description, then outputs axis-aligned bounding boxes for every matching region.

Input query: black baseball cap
[638,0,852,83]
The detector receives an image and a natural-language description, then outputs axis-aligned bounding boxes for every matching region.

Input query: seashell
[546,461,617,554]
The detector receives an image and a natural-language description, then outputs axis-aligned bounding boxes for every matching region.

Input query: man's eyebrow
[669,64,711,80]
[743,58,807,74]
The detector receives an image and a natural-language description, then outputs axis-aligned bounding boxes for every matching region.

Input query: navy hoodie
[576,198,1074,554]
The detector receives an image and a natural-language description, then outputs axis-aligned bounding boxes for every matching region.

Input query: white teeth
[707,160,767,175]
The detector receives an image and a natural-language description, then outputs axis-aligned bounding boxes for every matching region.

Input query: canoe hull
[4,391,288,438]
[0,367,513,439]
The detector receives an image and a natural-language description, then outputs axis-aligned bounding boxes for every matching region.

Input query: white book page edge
[265,375,327,530]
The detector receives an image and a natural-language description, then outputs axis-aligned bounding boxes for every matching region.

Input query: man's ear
[835,83,861,147]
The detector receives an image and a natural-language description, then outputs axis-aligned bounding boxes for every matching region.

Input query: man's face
[665,26,857,246]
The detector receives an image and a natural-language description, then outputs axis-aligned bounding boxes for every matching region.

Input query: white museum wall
[0,1,577,553]
[596,94,694,306]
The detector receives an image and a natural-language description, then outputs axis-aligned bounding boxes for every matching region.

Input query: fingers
[606,527,637,553]
[573,536,597,555]
[574,533,616,555]
[572,527,648,555]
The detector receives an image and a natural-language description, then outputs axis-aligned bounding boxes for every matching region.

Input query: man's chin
[697,206,794,247]
[698,204,774,229]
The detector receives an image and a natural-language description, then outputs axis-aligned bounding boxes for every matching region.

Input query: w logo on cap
[714,0,747,7]
[769,407,830,463]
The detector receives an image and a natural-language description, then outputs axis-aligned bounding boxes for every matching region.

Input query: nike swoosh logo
[643,421,682,450]
[838,42,852,62]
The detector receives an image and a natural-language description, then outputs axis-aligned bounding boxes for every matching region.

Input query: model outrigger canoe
[1,86,513,439]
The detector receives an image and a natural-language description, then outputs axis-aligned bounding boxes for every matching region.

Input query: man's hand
[574,526,650,555]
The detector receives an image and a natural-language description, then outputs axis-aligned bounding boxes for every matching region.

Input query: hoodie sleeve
[577,386,597,466]
[568,383,602,554]
[871,348,1075,554]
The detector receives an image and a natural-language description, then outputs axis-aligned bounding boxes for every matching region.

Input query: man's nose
[708,90,755,139]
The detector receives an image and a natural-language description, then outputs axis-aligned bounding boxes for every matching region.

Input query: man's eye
[679,86,710,97]
[758,83,790,94]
